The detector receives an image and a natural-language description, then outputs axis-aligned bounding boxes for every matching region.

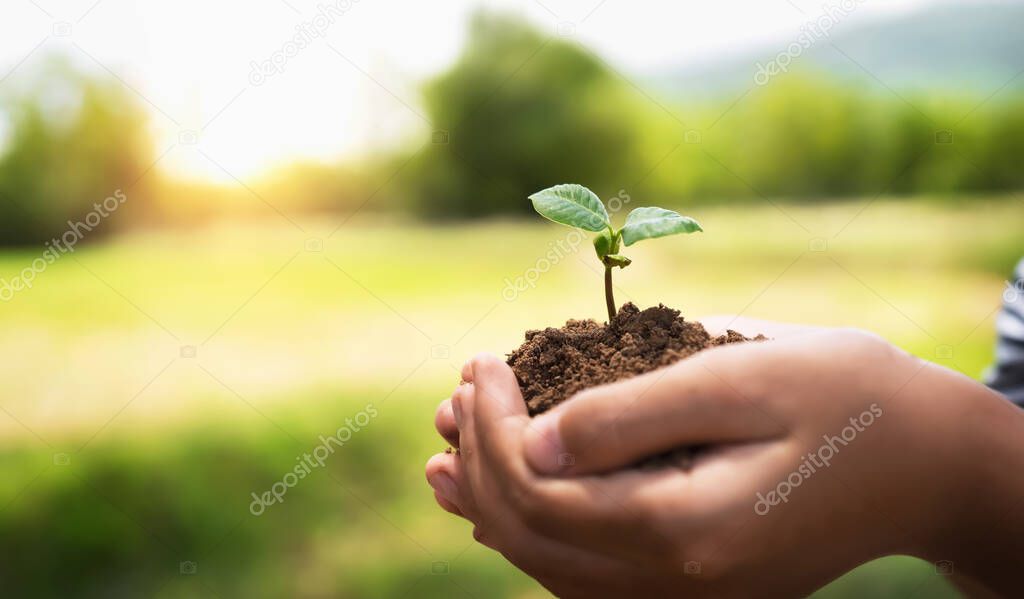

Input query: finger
[434,491,464,517]
[425,452,479,521]
[476,516,639,598]
[452,380,476,461]
[465,353,537,494]
[481,463,711,563]
[425,453,462,508]
[524,348,786,475]
[451,379,498,516]
[469,353,530,436]
[435,398,459,448]
[699,315,819,339]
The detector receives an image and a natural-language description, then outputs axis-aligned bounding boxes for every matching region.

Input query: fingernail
[428,472,457,503]
[524,412,567,475]
[452,396,463,429]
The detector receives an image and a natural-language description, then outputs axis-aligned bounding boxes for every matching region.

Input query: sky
[0,0,952,181]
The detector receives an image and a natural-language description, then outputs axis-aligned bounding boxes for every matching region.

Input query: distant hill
[656,1,1024,99]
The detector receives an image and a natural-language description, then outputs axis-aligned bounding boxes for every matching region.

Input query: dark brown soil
[508,302,765,417]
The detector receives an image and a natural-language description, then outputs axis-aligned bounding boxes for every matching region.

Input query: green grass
[0,197,1020,597]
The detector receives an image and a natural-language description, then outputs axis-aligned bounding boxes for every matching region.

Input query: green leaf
[593,230,613,259]
[604,254,631,268]
[592,229,621,259]
[528,184,609,232]
[621,207,702,246]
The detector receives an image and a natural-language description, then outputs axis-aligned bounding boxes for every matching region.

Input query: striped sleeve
[987,259,1024,405]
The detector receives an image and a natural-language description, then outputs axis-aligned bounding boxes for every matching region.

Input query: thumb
[523,354,785,475]
[469,352,529,424]
[464,353,530,447]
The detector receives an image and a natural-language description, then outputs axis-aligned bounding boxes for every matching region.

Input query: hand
[426,321,1023,598]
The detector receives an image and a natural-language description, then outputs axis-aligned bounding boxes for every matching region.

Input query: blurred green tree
[0,58,151,246]
[407,12,645,218]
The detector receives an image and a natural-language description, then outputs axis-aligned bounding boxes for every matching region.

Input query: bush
[0,59,151,246]
[401,14,1024,216]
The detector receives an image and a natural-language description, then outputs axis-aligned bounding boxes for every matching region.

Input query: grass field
[0,197,1020,597]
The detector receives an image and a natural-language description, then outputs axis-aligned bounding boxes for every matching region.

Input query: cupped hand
[426,320,1013,598]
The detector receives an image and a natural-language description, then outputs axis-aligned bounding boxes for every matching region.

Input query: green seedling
[529,183,702,322]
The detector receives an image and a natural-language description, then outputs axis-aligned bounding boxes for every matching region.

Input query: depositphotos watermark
[1003,279,1023,304]
[754,402,883,515]
[0,189,127,302]
[753,0,866,86]
[249,0,360,86]
[249,403,378,516]
[501,189,631,302]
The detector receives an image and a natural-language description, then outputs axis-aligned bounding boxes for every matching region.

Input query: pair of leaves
[529,183,702,245]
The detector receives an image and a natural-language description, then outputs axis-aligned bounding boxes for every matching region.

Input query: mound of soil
[508,302,765,416]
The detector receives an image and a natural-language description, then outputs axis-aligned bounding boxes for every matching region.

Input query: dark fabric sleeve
[987,259,1024,405]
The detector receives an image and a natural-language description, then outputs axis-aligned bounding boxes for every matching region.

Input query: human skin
[425,319,1024,598]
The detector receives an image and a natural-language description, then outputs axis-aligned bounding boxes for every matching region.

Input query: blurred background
[0,0,1021,596]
